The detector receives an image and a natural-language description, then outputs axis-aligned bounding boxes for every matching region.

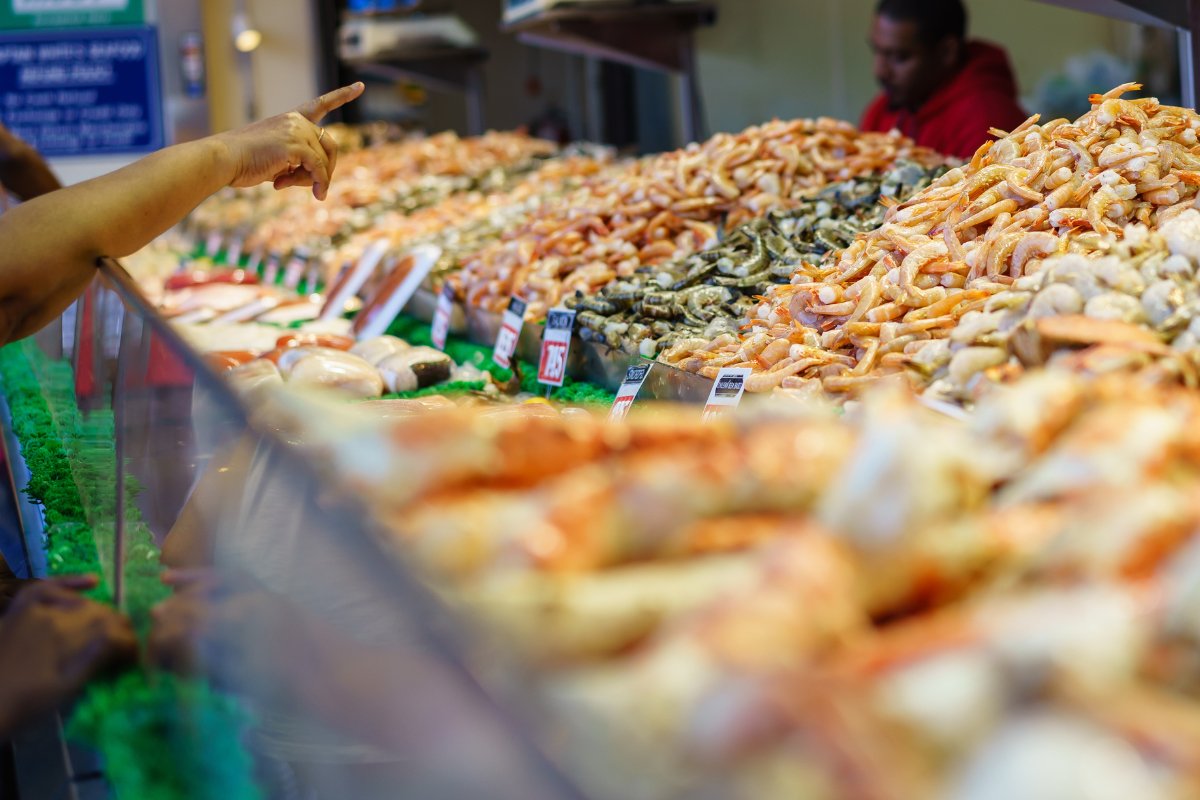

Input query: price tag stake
[431,284,455,351]
[493,296,527,369]
[537,307,576,389]
[610,363,652,422]
[702,368,751,423]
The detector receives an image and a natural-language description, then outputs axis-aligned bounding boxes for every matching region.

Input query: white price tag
[351,245,441,340]
[431,283,455,350]
[609,363,652,422]
[262,253,282,285]
[226,236,243,266]
[319,240,390,322]
[246,248,265,275]
[283,253,308,290]
[493,296,527,369]
[702,368,751,423]
[537,308,576,388]
[205,230,223,257]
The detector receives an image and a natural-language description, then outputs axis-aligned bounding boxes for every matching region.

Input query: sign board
[0,0,144,31]
[537,307,575,388]
[493,296,526,369]
[610,363,651,422]
[430,283,454,350]
[0,26,163,156]
[702,368,750,423]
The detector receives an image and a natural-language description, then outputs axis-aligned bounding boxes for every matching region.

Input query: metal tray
[574,339,645,393]
[405,286,467,335]
[641,359,714,404]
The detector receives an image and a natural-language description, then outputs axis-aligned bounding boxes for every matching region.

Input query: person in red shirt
[861,0,1029,160]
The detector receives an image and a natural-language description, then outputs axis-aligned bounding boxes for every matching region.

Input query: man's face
[869,14,957,110]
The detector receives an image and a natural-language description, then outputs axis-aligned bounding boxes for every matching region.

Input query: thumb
[296,82,365,124]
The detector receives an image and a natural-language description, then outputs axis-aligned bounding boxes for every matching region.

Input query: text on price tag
[609,363,652,422]
[702,368,751,423]
[538,308,576,387]
[493,296,527,369]
[431,283,456,350]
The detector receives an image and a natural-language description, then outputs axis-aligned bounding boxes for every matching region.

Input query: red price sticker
[702,368,751,423]
[610,363,651,422]
[431,284,455,350]
[493,296,527,369]
[537,308,576,387]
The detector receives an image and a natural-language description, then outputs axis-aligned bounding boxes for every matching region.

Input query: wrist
[205,134,239,188]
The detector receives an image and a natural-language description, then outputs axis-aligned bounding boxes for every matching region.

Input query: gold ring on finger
[317,127,327,144]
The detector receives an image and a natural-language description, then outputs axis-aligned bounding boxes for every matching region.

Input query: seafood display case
[0,258,588,800]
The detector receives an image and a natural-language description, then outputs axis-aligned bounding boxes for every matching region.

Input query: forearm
[0,137,235,342]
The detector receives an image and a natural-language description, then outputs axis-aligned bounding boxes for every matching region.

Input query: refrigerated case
[0,258,591,800]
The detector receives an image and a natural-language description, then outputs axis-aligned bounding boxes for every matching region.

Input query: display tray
[641,359,713,404]
[405,285,468,335]
[464,305,546,367]
[574,339,644,393]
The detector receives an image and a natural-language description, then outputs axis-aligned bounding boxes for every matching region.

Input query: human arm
[0,82,364,345]
[0,124,60,200]
[0,576,136,740]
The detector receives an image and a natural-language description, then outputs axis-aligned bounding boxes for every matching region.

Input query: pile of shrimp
[661,84,1200,393]
[452,119,944,321]
[270,368,1200,800]
[187,131,558,257]
[315,155,609,286]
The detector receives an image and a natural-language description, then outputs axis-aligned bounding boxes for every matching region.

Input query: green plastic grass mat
[0,340,261,800]
[385,314,616,405]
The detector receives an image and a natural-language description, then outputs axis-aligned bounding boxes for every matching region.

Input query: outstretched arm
[0,82,364,344]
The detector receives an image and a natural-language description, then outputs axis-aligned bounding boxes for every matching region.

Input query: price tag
[351,244,441,340]
[431,283,455,350]
[303,261,322,294]
[538,308,576,387]
[204,230,223,257]
[702,368,751,423]
[492,296,527,369]
[283,252,308,290]
[245,247,265,275]
[319,240,389,322]
[609,363,652,422]
[226,236,243,266]
[262,252,282,285]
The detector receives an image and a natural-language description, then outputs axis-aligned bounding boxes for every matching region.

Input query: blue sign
[0,25,162,157]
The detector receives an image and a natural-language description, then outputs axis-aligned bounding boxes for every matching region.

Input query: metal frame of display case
[343,45,490,136]
[1032,0,1200,107]
[502,2,717,144]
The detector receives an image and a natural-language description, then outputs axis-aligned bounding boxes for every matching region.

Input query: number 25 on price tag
[431,283,456,351]
[493,296,527,369]
[538,308,576,388]
[609,363,651,422]
[702,368,751,423]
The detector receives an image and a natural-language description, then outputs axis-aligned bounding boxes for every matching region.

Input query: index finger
[296,82,365,124]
